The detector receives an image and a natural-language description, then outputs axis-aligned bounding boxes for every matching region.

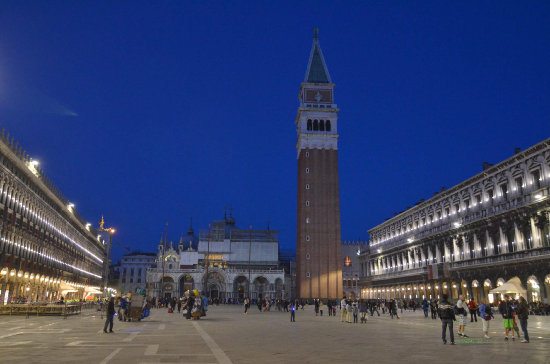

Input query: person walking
[290,302,296,322]
[359,299,368,323]
[314,299,319,316]
[103,297,115,333]
[346,299,353,323]
[430,299,438,319]
[327,300,333,316]
[479,299,494,339]
[438,294,456,345]
[422,299,429,318]
[499,295,516,340]
[319,300,324,316]
[468,298,478,322]
[352,300,359,323]
[516,296,529,343]
[340,296,347,322]
[390,299,399,319]
[456,295,469,338]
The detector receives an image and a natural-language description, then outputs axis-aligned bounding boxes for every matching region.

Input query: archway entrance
[161,276,174,299]
[179,275,194,297]
[234,276,249,300]
[204,271,225,301]
[253,276,269,300]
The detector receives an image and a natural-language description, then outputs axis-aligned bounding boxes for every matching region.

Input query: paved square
[0,305,548,363]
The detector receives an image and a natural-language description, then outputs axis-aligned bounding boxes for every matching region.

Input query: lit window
[344,256,352,267]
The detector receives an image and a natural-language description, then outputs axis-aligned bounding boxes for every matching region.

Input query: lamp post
[103,227,115,296]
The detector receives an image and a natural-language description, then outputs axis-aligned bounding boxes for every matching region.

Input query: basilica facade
[359,138,550,304]
[146,214,285,301]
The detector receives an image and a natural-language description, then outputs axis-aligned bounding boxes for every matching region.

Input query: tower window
[313,120,319,131]
[306,168,309,173]
[306,200,310,206]
[326,120,331,131]
[306,235,310,241]
[307,119,312,131]
[306,217,310,224]
[306,253,310,260]
[306,272,311,278]
[320,120,325,131]
[305,152,309,158]
[306,184,310,190]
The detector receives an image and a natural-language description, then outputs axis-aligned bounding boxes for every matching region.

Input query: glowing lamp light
[0,268,7,276]
[10,271,15,276]
[30,274,34,279]
[17,272,23,278]
[534,194,542,199]
[86,223,91,231]
[24,273,29,279]
[26,287,30,291]
[67,203,75,212]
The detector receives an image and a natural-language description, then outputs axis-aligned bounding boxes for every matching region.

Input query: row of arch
[306,119,331,132]
[362,275,550,304]
[154,273,285,300]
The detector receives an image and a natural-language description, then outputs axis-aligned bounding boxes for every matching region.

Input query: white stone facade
[146,216,286,300]
[360,138,550,303]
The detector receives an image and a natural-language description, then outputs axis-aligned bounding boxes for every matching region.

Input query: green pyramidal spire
[304,28,332,84]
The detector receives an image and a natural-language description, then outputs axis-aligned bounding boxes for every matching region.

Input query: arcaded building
[296,30,343,300]
[359,138,550,304]
[0,130,105,303]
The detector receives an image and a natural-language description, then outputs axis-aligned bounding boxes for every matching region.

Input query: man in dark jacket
[104,297,115,333]
[498,295,515,340]
[438,294,456,345]
[516,296,529,343]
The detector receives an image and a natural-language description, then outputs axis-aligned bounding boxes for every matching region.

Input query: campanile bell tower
[296,29,343,300]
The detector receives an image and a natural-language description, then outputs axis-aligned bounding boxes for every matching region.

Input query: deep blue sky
[1,2,549,261]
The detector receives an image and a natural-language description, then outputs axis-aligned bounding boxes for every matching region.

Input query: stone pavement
[0,304,549,363]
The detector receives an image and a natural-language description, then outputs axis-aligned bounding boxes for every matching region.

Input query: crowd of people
[100,290,542,346]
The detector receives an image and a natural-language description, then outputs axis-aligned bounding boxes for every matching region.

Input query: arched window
[313,120,318,131]
[326,120,331,131]
[320,120,325,131]
[307,119,312,131]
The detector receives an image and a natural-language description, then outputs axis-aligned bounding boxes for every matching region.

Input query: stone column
[530,217,540,249]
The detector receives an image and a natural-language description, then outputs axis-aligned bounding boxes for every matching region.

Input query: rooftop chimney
[482,162,493,171]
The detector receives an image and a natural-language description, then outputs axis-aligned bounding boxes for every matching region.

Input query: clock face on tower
[304,88,333,104]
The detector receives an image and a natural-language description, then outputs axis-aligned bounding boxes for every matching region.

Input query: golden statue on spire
[99,216,105,230]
